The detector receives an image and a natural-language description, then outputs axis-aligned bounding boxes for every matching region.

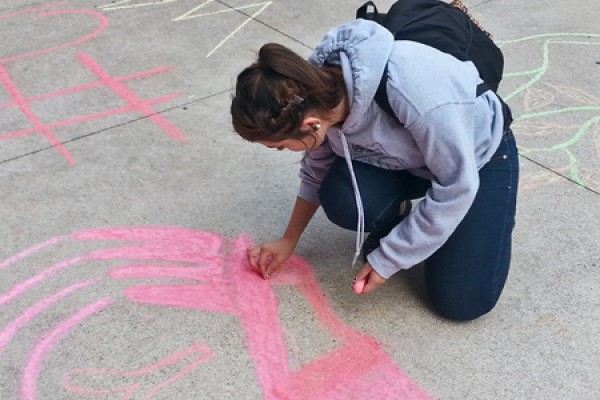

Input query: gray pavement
[1,0,599,399]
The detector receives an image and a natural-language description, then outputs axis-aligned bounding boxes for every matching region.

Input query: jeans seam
[372,195,404,231]
[491,136,515,299]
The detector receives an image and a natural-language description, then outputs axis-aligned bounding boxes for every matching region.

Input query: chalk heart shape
[0,5,109,63]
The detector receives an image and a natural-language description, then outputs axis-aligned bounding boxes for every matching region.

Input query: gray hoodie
[299,19,506,279]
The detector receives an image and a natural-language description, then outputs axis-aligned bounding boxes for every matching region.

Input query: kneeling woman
[230,19,519,321]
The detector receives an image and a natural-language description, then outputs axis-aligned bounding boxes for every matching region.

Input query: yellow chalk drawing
[98,0,273,57]
[173,0,271,20]
[98,0,179,12]
[173,1,272,57]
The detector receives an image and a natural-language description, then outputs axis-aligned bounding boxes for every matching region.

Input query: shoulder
[385,41,480,115]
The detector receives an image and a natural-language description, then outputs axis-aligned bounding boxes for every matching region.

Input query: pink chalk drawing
[0,226,432,399]
[62,341,215,399]
[21,299,115,400]
[0,3,108,64]
[0,3,186,166]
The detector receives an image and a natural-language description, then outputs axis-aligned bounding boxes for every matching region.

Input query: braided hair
[231,43,345,142]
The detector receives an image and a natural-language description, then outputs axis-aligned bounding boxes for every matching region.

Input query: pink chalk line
[0,236,65,271]
[0,256,89,308]
[0,94,180,140]
[0,226,221,315]
[77,53,187,141]
[20,298,114,400]
[77,53,187,142]
[0,64,77,164]
[0,65,173,112]
[78,226,222,264]
[0,228,210,308]
[0,3,66,22]
[0,279,98,356]
[62,341,214,399]
[70,226,222,245]
[0,6,108,64]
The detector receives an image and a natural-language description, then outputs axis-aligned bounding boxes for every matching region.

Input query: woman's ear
[301,116,322,133]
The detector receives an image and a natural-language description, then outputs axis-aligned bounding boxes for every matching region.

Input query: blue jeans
[318,130,519,321]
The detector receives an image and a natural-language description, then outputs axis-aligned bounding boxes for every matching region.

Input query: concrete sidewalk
[1,0,599,399]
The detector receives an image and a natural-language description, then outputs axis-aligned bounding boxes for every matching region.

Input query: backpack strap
[356,1,388,24]
[356,1,377,19]
[375,65,491,123]
[476,82,491,96]
[374,65,396,121]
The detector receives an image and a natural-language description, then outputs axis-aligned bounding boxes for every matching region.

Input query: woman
[230,19,519,321]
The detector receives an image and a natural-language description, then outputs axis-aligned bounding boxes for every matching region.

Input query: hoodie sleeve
[297,138,337,205]
[367,101,480,279]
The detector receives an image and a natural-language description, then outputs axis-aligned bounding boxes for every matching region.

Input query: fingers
[247,245,268,278]
[352,278,366,294]
[247,245,282,280]
[258,250,276,279]
[264,259,282,279]
[247,246,260,269]
[361,272,385,294]
[353,263,385,295]
[352,264,370,294]
[355,264,372,282]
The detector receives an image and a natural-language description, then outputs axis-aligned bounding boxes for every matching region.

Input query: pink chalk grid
[0,3,186,166]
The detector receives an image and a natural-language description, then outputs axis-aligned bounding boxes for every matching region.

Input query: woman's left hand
[353,263,386,294]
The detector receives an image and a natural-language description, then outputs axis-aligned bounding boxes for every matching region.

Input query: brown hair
[231,43,346,142]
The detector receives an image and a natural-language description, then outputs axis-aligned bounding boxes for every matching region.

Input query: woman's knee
[425,234,512,321]
[319,158,420,231]
[429,293,500,321]
[426,264,506,321]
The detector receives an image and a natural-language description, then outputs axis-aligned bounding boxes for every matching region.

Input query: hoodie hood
[309,20,394,133]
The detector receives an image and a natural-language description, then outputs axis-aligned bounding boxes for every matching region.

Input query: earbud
[313,123,321,131]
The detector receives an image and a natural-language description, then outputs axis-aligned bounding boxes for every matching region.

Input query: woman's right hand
[247,237,296,279]
[247,196,318,280]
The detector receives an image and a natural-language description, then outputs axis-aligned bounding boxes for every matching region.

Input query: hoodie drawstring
[339,132,365,267]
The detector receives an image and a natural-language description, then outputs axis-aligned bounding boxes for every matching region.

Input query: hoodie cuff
[366,248,407,280]
[297,181,321,206]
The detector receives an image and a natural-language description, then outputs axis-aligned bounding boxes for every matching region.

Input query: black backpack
[356,0,505,121]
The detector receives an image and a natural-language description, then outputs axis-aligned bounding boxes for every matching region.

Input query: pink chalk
[2,228,432,400]
[353,279,366,294]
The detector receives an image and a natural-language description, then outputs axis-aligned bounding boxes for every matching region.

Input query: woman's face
[258,130,325,152]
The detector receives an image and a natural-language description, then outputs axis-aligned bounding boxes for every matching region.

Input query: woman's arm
[283,196,319,244]
[249,138,335,279]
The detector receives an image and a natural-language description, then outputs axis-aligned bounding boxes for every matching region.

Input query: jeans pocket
[490,154,509,162]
